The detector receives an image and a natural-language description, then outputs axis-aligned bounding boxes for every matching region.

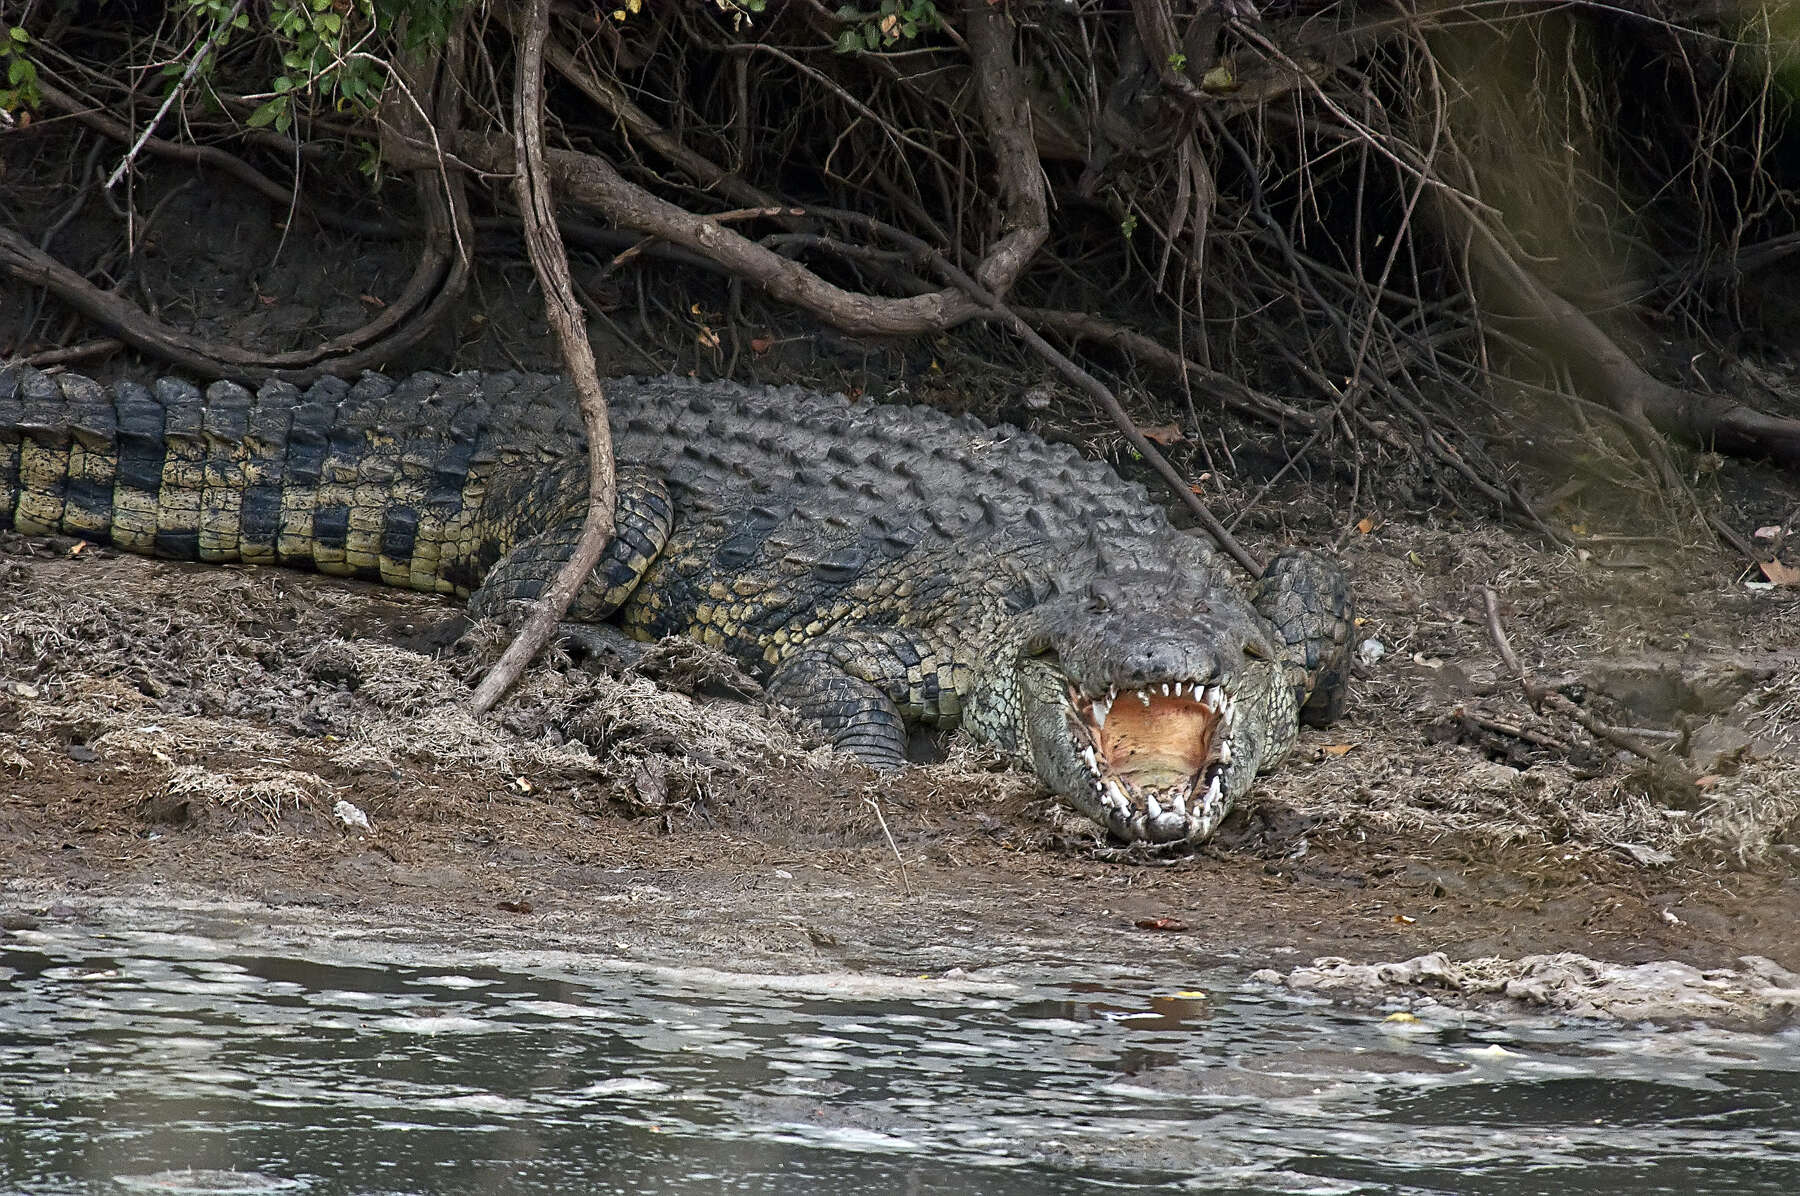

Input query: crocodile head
[1007,566,1292,844]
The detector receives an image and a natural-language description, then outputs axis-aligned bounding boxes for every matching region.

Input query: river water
[3,910,1797,1195]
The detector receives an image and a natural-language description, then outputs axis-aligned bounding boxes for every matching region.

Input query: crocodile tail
[1251,549,1355,727]
[0,366,588,596]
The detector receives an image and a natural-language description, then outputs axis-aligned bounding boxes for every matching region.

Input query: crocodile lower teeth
[1102,779,1130,812]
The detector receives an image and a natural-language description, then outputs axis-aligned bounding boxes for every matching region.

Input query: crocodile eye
[1243,638,1271,661]
[1087,579,1121,613]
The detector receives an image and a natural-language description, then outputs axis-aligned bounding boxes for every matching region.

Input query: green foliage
[150,0,467,135]
[833,1,940,54]
[0,24,40,115]
[240,0,378,134]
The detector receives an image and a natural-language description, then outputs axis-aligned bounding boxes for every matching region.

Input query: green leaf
[861,24,879,49]
[319,12,341,33]
[835,28,859,53]
[10,25,31,44]
[246,97,285,128]
[232,13,249,28]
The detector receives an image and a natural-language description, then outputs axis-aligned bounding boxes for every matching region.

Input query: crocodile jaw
[1062,681,1235,843]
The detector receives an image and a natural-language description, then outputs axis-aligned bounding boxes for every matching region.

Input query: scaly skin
[1,366,1353,843]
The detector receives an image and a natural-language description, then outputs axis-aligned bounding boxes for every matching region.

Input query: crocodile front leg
[767,626,968,769]
[1251,549,1355,726]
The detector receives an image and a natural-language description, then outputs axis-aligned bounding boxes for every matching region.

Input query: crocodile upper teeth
[1092,696,1112,725]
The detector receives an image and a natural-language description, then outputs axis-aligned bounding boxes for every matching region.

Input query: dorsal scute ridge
[7,368,1190,559]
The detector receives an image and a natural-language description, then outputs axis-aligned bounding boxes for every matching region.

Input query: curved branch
[470,0,617,717]
[425,132,986,335]
[964,0,1049,297]
[1463,212,1800,470]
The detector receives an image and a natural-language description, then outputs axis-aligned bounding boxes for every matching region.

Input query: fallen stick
[1480,586,1678,768]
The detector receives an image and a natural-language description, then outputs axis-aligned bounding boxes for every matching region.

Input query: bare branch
[469,0,618,717]
[963,0,1049,297]
[415,132,987,335]
[104,0,246,189]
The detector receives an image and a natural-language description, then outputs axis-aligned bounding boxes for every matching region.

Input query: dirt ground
[4,505,1799,985]
[6,161,1800,997]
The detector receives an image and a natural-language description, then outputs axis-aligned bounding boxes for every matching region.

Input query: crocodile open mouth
[1064,681,1233,840]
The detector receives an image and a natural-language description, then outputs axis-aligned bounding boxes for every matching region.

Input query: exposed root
[467,0,618,717]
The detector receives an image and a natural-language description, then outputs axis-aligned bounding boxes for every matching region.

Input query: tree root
[428,132,985,336]
[1465,220,1800,472]
[1018,308,1319,431]
[468,0,617,717]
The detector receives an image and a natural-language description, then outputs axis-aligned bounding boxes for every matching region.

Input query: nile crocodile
[1,366,1352,844]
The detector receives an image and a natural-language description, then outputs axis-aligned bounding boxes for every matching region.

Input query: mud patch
[5,514,1800,979]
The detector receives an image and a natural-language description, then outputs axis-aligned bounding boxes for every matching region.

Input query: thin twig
[1481,585,1676,767]
[104,0,246,190]
[863,794,915,898]
[1456,706,1573,753]
[810,206,1264,578]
